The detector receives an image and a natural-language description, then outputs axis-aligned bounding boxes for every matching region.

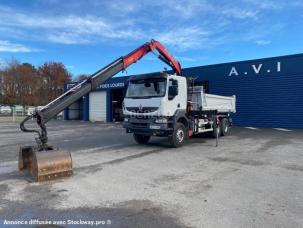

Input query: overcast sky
[0,0,302,76]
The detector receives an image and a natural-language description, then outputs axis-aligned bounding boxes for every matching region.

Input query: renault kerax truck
[123,72,236,147]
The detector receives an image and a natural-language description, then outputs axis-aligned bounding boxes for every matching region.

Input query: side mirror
[168,86,178,100]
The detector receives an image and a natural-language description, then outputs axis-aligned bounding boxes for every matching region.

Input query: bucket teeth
[19,146,73,182]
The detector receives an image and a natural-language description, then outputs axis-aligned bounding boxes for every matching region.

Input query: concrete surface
[0,120,303,227]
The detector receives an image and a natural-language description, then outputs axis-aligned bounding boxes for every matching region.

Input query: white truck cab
[123,73,187,118]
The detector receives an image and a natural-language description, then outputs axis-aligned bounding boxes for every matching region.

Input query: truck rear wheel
[133,134,150,144]
[220,118,230,136]
[169,123,187,148]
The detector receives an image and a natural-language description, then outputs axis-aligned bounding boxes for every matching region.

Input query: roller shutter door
[89,91,107,122]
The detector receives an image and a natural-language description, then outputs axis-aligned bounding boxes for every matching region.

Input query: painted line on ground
[245,127,259,130]
[273,128,293,132]
[72,143,125,154]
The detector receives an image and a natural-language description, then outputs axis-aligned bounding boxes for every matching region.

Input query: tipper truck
[123,73,236,147]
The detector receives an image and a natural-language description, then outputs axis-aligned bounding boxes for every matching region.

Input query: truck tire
[220,118,230,136]
[169,123,187,148]
[133,134,150,144]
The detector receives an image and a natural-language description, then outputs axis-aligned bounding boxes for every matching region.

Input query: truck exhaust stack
[19,146,72,182]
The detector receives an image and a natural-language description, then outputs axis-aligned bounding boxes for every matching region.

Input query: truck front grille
[126,107,158,113]
[131,122,148,128]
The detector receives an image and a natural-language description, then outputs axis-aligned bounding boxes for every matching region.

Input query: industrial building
[64,53,303,128]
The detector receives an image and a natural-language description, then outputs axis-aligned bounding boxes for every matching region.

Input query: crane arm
[123,39,182,75]
[20,40,181,149]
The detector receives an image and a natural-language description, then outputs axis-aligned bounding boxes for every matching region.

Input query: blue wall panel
[106,90,112,122]
[63,83,69,120]
[82,94,89,121]
[182,54,303,128]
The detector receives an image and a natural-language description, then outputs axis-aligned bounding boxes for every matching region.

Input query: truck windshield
[126,79,166,98]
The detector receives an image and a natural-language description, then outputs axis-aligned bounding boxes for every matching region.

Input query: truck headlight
[124,117,129,122]
[155,117,168,124]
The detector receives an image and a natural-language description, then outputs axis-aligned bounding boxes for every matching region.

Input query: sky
[0,0,302,77]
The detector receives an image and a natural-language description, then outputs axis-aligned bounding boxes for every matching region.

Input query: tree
[21,63,40,106]
[0,68,4,104]
[1,60,72,106]
[1,59,18,105]
[75,74,89,82]
[1,61,39,106]
[38,62,72,104]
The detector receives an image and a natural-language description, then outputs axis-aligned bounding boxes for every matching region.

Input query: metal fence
[0,112,63,123]
[0,114,27,123]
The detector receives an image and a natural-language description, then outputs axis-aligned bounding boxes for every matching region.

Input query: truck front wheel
[169,123,187,148]
[133,134,150,144]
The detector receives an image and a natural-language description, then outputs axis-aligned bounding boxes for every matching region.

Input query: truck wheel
[133,134,150,144]
[220,118,230,136]
[169,123,187,147]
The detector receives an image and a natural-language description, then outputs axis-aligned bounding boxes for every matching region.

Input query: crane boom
[20,39,181,149]
[123,40,181,75]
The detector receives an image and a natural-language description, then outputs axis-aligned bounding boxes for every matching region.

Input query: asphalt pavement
[0,120,303,227]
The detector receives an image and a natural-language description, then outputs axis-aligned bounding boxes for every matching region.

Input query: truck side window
[168,79,178,100]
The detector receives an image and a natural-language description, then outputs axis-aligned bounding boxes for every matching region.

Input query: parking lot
[0,120,303,227]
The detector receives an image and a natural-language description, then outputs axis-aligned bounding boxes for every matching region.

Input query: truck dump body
[188,86,236,113]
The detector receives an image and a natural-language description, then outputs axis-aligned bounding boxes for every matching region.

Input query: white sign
[229,62,281,76]
[98,82,125,89]
[67,82,125,90]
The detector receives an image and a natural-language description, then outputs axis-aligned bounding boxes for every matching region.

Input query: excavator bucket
[18,146,72,182]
